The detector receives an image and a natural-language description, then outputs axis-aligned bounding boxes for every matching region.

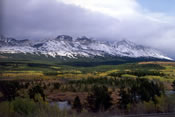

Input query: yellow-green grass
[121,74,137,79]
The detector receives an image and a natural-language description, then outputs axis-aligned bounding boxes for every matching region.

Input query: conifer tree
[73,96,82,113]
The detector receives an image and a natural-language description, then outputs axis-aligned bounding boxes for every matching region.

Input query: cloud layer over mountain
[1,0,175,58]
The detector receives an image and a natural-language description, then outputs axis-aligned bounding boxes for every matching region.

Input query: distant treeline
[109,71,165,77]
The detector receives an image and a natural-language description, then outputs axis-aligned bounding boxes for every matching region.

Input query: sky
[1,0,175,58]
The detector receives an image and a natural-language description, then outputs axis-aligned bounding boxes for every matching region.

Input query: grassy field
[0,60,175,82]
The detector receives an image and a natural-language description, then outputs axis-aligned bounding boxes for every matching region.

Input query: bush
[0,101,14,116]
[0,97,76,117]
[28,85,45,101]
[12,97,37,115]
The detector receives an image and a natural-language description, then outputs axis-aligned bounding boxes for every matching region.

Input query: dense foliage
[118,78,164,109]
[28,85,45,101]
[87,85,112,112]
[0,81,20,101]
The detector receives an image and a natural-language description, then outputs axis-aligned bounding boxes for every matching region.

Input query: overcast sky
[1,0,175,58]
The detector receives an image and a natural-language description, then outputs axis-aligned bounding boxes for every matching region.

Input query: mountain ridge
[0,35,173,60]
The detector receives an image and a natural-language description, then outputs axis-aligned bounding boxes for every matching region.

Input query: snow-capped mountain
[0,35,172,60]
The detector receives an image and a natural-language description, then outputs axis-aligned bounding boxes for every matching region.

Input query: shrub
[28,85,45,101]
[11,97,37,115]
[0,97,76,117]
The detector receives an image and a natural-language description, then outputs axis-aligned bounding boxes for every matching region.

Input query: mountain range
[0,35,172,61]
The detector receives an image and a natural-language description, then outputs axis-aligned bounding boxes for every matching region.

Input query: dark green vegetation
[172,80,175,91]
[0,81,20,101]
[0,57,175,116]
[118,78,164,109]
[0,53,171,67]
[87,85,112,112]
[0,78,175,117]
[73,96,82,113]
[109,70,165,77]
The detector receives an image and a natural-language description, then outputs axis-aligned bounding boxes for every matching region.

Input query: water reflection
[50,101,71,110]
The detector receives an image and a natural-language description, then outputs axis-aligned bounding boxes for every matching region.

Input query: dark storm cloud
[1,0,120,40]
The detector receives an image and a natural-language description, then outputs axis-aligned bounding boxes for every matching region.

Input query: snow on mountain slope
[0,46,37,54]
[0,35,173,60]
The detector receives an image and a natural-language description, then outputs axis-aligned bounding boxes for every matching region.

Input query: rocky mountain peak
[55,35,73,41]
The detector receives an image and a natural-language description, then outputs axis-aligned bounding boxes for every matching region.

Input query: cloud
[1,0,121,39]
[57,0,140,19]
[1,0,175,58]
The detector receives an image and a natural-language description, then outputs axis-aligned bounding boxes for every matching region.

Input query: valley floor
[0,61,175,117]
